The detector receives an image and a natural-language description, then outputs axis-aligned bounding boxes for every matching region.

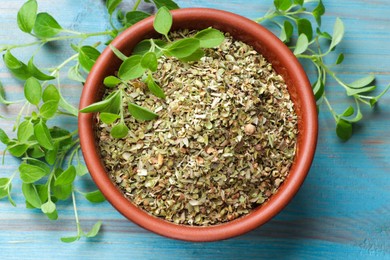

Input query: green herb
[81,6,224,139]
[255,0,390,141]
[0,0,389,243]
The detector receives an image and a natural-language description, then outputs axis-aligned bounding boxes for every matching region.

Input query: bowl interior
[79,8,317,241]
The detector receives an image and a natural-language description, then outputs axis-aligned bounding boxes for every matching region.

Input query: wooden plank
[0,0,389,259]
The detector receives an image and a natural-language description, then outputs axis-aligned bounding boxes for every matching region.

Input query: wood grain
[0,0,389,259]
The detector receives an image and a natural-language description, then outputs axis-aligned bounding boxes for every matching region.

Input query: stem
[324,96,338,121]
[5,31,114,51]
[254,12,279,23]
[71,190,82,235]
[132,0,142,11]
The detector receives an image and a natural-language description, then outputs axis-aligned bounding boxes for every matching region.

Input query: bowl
[78,8,318,241]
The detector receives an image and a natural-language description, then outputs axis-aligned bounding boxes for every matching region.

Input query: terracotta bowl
[79,8,318,241]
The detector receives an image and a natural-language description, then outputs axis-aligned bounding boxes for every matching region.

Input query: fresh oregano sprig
[80,6,225,139]
[0,0,151,242]
[255,0,390,141]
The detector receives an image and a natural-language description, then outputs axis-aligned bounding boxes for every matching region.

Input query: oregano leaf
[111,122,129,138]
[17,0,38,33]
[128,102,158,121]
[103,76,122,88]
[86,221,103,238]
[54,165,76,186]
[313,0,325,26]
[106,0,122,15]
[34,121,54,150]
[84,190,106,203]
[297,18,313,41]
[194,28,225,48]
[42,84,60,103]
[294,34,309,55]
[164,38,200,58]
[140,52,158,72]
[99,112,120,124]
[153,6,172,37]
[40,100,59,119]
[41,200,56,214]
[125,11,150,26]
[33,12,63,38]
[22,183,42,208]
[17,120,34,143]
[151,0,179,10]
[146,75,165,99]
[24,77,42,105]
[118,55,145,81]
[27,58,55,81]
[79,46,101,72]
[329,18,344,51]
[336,119,352,141]
[19,163,48,183]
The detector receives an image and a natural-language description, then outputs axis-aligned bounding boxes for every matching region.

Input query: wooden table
[1,0,389,259]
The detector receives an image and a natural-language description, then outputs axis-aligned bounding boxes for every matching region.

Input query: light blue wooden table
[0,0,389,259]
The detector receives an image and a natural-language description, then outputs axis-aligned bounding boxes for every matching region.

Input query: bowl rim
[78,7,318,242]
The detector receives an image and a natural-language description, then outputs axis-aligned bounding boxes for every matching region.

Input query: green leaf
[164,38,200,59]
[44,142,58,165]
[8,143,29,157]
[45,209,58,220]
[152,0,179,10]
[294,0,304,5]
[28,144,45,159]
[67,65,85,82]
[27,58,55,80]
[24,77,42,105]
[111,122,129,138]
[61,236,80,243]
[54,165,76,186]
[3,51,31,80]
[17,0,38,33]
[346,85,376,96]
[86,221,103,237]
[0,128,10,145]
[0,80,14,105]
[335,53,344,65]
[34,121,54,150]
[42,84,60,103]
[347,75,375,89]
[26,158,51,173]
[336,119,352,141]
[109,44,128,61]
[316,28,332,40]
[125,11,150,26]
[128,102,158,121]
[40,100,59,119]
[179,48,205,62]
[75,163,88,176]
[141,52,158,72]
[106,0,122,15]
[17,120,34,142]
[49,127,72,147]
[118,55,146,81]
[33,12,63,38]
[194,28,225,48]
[341,106,354,117]
[79,46,101,72]
[52,182,72,200]
[84,190,106,203]
[297,18,313,41]
[154,6,172,37]
[103,76,122,88]
[22,183,42,208]
[369,84,390,107]
[0,178,10,199]
[329,18,344,51]
[80,90,121,113]
[100,112,120,124]
[313,0,325,26]
[41,200,56,214]
[312,79,325,101]
[132,40,166,57]
[274,0,292,11]
[279,20,294,43]
[146,76,165,99]
[293,34,309,55]
[19,163,48,183]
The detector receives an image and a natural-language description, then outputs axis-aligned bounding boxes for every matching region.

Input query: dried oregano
[96,31,298,225]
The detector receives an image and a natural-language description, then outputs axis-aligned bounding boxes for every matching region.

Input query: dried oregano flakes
[96,31,298,226]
